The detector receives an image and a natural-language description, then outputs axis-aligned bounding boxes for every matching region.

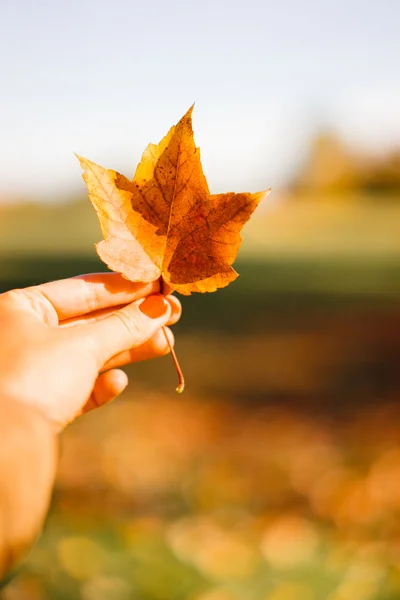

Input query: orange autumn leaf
[77,107,269,295]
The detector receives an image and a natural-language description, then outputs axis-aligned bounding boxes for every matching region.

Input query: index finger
[34,272,161,320]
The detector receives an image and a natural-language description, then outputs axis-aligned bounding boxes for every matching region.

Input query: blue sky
[0,0,399,201]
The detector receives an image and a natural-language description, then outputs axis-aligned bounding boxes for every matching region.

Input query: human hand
[0,273,181,430]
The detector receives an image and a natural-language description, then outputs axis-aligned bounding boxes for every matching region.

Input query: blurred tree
[294,133,359,192]
[292,133,400,195]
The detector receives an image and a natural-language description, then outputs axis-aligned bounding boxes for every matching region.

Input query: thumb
[82,294,171,365]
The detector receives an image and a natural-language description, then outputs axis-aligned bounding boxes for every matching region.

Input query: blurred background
[1,0,400,598]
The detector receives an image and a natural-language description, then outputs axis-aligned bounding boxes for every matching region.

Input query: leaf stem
[159,277,185,393]
[163,327,185,393]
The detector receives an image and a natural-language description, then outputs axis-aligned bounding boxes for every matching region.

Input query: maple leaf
[77,107,269,296]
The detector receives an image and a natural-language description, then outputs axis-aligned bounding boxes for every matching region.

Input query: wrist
[0,395,58,577]
[0,392,58,432]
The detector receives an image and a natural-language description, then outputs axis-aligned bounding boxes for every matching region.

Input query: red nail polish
[139,294,169,319]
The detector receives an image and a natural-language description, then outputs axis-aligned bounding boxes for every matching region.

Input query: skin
[0,272,181,580]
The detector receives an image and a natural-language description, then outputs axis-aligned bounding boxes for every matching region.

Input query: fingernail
[139,294,169,319]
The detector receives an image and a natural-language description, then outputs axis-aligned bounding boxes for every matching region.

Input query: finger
[161,282,173,295]
[82,294,171,365]
[103,327,174,370]
[60,294,182,328]
[167,295,182,326]
[83,369,128,414]
[33,272,161,320]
